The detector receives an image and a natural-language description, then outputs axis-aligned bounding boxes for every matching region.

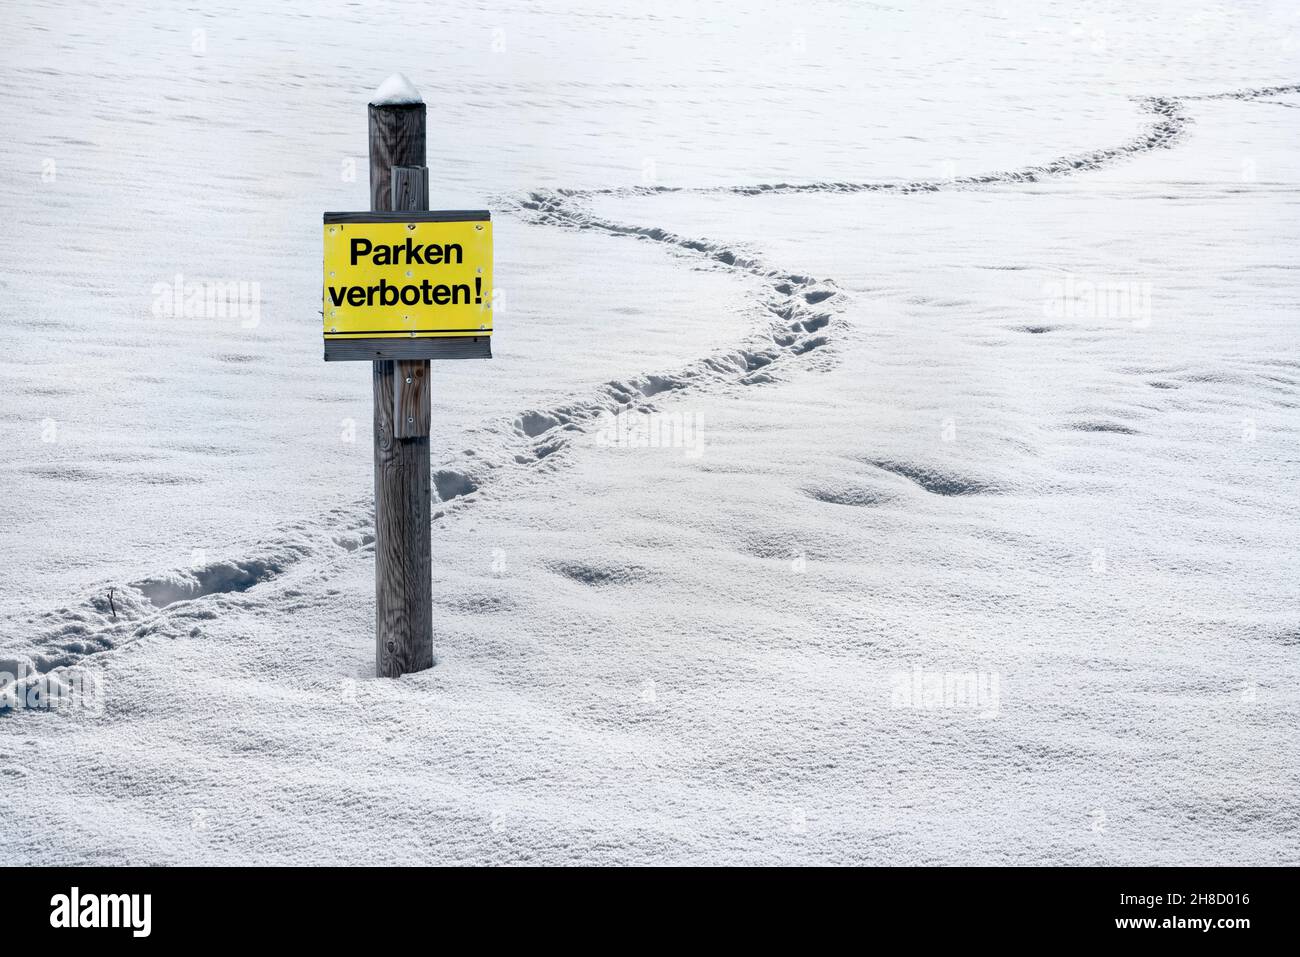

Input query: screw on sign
[322,74,494,678]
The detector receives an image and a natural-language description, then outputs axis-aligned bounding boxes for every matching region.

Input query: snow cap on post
[367,75,425,209]
[370,73,423,106]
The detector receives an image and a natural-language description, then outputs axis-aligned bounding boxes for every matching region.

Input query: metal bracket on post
[391,165,429,210]
[389,165,432,440]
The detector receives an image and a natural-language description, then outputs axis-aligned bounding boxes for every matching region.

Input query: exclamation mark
[475,276,482,304]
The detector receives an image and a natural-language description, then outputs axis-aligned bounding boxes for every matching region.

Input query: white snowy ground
[1,1,1298,864]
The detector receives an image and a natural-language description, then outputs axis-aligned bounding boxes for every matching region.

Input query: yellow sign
[322,212,492,344]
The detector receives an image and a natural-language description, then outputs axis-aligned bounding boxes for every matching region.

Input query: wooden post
[369,97,433,677]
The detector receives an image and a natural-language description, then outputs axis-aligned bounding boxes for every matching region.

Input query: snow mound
[370,73,422,106]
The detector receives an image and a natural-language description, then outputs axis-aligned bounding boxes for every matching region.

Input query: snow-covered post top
[369,73,423,107]
[368,74,426,211]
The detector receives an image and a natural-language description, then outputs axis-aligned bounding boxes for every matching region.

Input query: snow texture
[1,0,1298,865]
